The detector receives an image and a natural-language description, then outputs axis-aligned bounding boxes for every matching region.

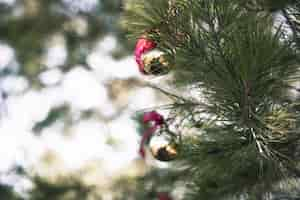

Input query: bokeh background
[0,0,168,199]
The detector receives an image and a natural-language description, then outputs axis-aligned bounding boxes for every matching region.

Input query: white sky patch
[62,66,109,110]
[87,35,140,81]
[0,44,14,70]
[2,76,29,94]
[6,91,53,130]
[0,134,20,172]
[41,87,66,108]
[32,112,141,175]
[99,100,117,118]
[96,35,117,55]
[44,43,67,68]
[0,0,15,5]
[63,0,99,13]
[88,54,139,81]
[128,87,157,111]
[39,120,109,171]
[108,113,139,148]
[88,54,116,81]
[39,69,63,86]
[104,113,140,172]
[0,120,45,173]
[115,56,142,79]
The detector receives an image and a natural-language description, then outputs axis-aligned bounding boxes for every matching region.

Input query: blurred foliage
[113,168,181,200]
[0,184,22,200]
[33,104,70,134]
[28,176,99,200]
[0,0,135,133]
[0,0,138,199]
[0,0,134,86]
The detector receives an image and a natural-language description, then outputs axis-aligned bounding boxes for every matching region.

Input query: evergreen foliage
[123,0,300,199]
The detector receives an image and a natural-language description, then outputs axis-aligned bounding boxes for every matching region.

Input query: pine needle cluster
[123,0,300,199]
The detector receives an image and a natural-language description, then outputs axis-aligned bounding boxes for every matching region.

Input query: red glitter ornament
[134,37,157,74]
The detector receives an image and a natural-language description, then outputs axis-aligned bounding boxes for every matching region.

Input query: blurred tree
[0,0,140,199]
[0,184,22,200]
[0,0,133,86]
[28,175,99,200]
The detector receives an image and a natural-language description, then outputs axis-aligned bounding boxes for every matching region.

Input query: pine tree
[123,0,300,199]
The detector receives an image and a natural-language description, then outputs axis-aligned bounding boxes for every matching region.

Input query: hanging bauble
[139,111,165,159]
[142,49,170,75]
[134,37,170,75]
[149,131,178,162]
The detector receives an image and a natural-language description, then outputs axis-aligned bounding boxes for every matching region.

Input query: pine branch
[282,9,300,46]
[123,0,300,199]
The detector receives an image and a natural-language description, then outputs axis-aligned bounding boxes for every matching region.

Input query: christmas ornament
[157,192,173,200]
[134,37,169,75]
[139,111,165,159]
[149,131,178,162]
[135,38,156,74]
[143,110,164,125]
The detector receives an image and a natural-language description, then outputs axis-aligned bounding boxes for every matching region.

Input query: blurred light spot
[43,37,67,68]
[0,44,14,70]
[87,35,139,80]
[6,90,53,130]
[0,0,15,5]
[63,0,98,13]
[39,120,108,171]
[62,66,109,110]
[97,35,117,54]
[39,69,63,86]
[41,87,66,108]
[99,100,117,118]
[106,113,140,168]
[88,54,138,81]
[2,76,29,94]
[128,88,157,110]
[0,134,18,172]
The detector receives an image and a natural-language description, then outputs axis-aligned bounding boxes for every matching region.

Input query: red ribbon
[134,38,156,74]
[139,111,164,158]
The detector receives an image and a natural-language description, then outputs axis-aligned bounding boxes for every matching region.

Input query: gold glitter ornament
[149,133,178,161]
[141,49,170,75]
